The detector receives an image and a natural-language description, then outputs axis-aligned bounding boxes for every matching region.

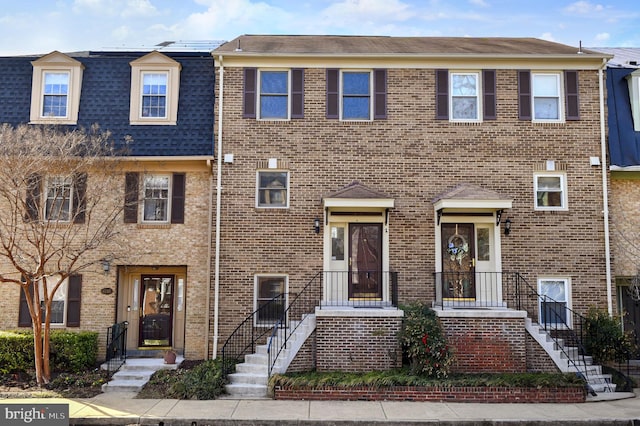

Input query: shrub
[50,331,99,372]
[398,302,454,378]
[584,307,636,364]
[170,359,227,400]
[0,331,34,374]
[0,330,98,374]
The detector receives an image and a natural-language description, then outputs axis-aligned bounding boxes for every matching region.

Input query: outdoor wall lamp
[314,218,320,234]
[504,218,512,236]
[101,259,111,274]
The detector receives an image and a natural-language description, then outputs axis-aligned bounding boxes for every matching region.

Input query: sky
[0,0,639,55]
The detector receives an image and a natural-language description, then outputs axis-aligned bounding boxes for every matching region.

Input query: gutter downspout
[599,59,613,315]
[212,55,224,356]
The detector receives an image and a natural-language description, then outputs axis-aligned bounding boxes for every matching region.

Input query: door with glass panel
[441,223,476,299]
[349,223,382,299]
[139,275,174,347]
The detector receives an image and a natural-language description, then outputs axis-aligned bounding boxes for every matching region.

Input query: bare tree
[0,123,128,385]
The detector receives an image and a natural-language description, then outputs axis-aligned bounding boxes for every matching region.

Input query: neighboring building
[0,44,216,360]
[211,35,612,386]
[594,47,640,352]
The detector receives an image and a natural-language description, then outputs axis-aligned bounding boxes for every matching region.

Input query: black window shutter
[518,70,532,120]
[326,69,339,119]
[565,70,580,120]
[124,172,139,223]
[435,69,449,120]
[243,68,257,118]
[291,68,304,119]
[66,275,82,327]
[374,69,387,119]
[18,283,34,327]
[72,172,87,224]
[171,173,185,224]
[483,69,497,120]
[25,173,41,222]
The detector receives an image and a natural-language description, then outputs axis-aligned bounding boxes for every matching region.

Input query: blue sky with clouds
[0,0,638,55]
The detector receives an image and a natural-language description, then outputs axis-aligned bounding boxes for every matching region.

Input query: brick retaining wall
[273,385,585,403]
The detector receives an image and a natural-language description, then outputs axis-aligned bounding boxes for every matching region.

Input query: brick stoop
[100,356,183,393]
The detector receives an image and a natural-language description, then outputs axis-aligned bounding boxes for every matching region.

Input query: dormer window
[129,51,181,125]
[30,51,84,125]
[626,70,640,132]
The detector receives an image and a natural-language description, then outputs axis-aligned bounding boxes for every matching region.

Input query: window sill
[137,223,172,229]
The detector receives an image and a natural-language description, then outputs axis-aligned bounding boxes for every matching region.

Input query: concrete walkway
[2,390,639,425]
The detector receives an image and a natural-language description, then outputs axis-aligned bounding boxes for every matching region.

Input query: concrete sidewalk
[3,390,640,425]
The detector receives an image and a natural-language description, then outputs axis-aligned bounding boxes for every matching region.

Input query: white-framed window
[42,72,70,117]
[450,72,481,121]
[341,70,372,120]
[259,70,289,119]
[254,275,287,326]
[256,170,289,208]
[129,51,181,125]
[141,72,168,118]
[532,72,563,122]
[29,52,84,125]
[534,173,567,211]
[45,176,73,222]
[626,71,640,131]
[142,175,171,222]
[40,275,68,325]
[538,278,571,327]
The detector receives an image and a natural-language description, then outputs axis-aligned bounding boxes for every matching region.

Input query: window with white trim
[538,278,571,327]
[534,173,567,210]
[626,70,640,131]
[256,170,289,208]
[532,72,562,121]
[450,72,480,121]
[45,176,73,222]
[142,175,171,222]
[141,73,168,118]
[341,71,372,120]
[255,275,287,326]
[129,51,181,125]
[29,52,84,124]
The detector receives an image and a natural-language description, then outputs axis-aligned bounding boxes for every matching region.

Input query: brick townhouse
[0,44,215,360]
[596,47,640,353]
[211,35,614,396]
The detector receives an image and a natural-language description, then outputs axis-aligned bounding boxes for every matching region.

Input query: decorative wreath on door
[447,233,469,265]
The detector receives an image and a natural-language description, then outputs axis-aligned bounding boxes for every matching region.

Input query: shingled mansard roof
[0,50,215,157]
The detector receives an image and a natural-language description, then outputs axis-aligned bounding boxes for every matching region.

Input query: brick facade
[315,311,403,372]
[212,36,610,365]
[437,311,527,373]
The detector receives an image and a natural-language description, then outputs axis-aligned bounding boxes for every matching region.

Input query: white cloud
[469,0,489,7]
[540,32,556,42]
[595,32,610,41]
[73,0,158,18]
[564,1,604,15]
[321,0,415,27]
[121,0,158,19]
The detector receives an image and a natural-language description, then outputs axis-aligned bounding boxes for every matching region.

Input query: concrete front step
[101,356,183,393]
[225,383,268,397]
[227,372,268,385]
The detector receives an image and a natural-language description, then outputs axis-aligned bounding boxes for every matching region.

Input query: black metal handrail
[433,271,518,308]
[267,272,322,377]
[320,270,399,308]
[512,273,605,393]
[105,321,127,377]
[220,293,291,377]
